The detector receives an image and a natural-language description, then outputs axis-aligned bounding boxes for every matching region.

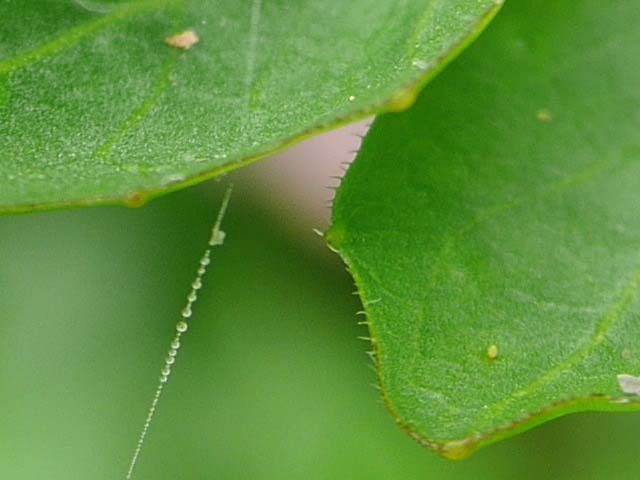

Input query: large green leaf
[0,0,501,213]
[327,0,640,459]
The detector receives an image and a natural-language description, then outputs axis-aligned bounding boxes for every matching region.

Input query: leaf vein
[407,0,444,56]
[244,0,262,107]
[475,268,640,429]
[94,51,176,163]
[0,0,177,76]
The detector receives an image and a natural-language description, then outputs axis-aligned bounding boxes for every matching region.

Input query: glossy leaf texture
[0,0,501,212]
[327,0,640,459]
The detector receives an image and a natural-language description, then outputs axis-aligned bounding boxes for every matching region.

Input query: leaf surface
[328,0,640,458]
[0,0,500,212]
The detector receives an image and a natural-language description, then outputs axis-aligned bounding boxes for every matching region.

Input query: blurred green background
[1,179,639,479]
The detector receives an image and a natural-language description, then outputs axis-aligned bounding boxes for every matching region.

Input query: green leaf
[0,0,501,213]
[327,0,640,459]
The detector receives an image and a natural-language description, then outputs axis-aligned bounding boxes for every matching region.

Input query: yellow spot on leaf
[165,30,199,50]
[487,344,499,360]
[536,109,553,122]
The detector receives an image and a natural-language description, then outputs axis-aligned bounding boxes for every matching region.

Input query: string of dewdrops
[125,185,233,480]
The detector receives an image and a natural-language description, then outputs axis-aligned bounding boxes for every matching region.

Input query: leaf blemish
[165,30,200,50]
[617,374,640,395]
[536,109,553,122]
[486,344,499,360]
[125,192,146,207]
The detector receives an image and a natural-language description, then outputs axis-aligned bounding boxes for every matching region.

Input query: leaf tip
[438,438,477,460]
[383,87,419,112]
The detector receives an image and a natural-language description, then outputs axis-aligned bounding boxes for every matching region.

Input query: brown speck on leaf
[536,109,553,122]
[125,192,146,207]
[622,349,632,360]
[165,30,199,50]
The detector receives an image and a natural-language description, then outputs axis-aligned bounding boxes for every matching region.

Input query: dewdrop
[125,185,232,480]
